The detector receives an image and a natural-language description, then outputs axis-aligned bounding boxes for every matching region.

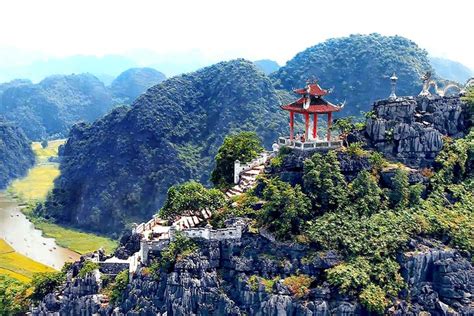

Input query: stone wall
[98,262,129,275]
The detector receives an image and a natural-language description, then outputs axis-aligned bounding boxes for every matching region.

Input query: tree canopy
[159,181,226,222]
[211,131,264,188]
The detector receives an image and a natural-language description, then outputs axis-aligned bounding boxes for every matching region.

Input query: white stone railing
[233,152,270,184]
[170,225,242,241]
[132,214,162,234]
[278,137,342,151]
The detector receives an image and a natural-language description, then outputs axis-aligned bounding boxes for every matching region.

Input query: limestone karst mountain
[271,34,433,116]
[40,59,288,234]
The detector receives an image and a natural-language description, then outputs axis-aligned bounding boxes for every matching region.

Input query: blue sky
[0,0,473,69]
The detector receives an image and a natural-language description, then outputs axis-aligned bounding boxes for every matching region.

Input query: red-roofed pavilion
[281,82,343,142]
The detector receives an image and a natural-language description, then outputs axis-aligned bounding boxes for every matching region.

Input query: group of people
[295,132,306,142]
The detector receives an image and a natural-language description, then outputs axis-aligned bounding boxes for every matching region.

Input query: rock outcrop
[365,95,469,168]
[31,233,473,315]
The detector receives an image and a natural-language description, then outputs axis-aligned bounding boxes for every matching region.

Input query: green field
[0,239,54,282]
[7,139,117,256]
[29,217,117,254]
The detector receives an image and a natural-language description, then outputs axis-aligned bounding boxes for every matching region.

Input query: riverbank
[4,140,117,259]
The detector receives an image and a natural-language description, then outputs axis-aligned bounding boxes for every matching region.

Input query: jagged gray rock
[365,95,469,167]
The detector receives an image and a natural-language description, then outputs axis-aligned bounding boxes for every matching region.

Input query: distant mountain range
[430,57,473,83]
[0,68,166,140]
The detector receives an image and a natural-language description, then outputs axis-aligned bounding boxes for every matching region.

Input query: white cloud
[0,0,473,69]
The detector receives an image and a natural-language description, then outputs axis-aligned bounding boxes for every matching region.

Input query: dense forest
[271,34,433,116]
[39,59,288,235]
[0,117,35,188]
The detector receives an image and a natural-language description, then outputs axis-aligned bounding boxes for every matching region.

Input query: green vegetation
[282,275,313,298]
[214,128,472,313]
[271,34,433,116]
[0,275,29,314]
[0,117,35,189]
[150,233,198,274]
[211,131,264,188]
[42,59,287,234]
[303,151,348,211]
[159,181,226,222]
[109,269,129,303]
[78,261,99,278]
[27,217,117,255]
[29,271,65,301]
[258,178,310,240]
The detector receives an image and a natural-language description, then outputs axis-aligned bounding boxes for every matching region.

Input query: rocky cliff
[364,95,469,168]
[31,233,473,315]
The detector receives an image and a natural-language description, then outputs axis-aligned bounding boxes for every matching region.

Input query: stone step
[232,185,244,193]
[241,175,256,182]
[243,169,261,175]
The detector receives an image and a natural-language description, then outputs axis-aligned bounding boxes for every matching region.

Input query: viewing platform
[278,137,342,151]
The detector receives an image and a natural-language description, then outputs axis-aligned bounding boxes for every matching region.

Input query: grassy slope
[7,140,117,255]
[0,239,53,282]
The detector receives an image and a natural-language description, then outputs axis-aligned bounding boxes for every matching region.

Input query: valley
[0,139,117,282]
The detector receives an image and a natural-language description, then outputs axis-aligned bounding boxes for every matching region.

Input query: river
[0,192,80,270]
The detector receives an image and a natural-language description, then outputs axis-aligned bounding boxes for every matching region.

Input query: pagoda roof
[281,96,341,114]
[294,83,328,96]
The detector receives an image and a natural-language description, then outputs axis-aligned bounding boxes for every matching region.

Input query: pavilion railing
[278,137,342,151]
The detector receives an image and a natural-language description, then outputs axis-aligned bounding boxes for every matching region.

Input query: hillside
[430,56,473,83]
[40,59,287,235]
[110,67,166,104]
[0,117,35,189]
[271,34,433,116]
[0,74,114,140]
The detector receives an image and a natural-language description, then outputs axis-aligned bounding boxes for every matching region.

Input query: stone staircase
[225,164,265,198]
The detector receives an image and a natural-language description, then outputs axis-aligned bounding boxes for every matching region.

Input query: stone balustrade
[234,151,270,184]
[278,137,342,151]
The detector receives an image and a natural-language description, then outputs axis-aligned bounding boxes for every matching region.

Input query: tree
[0,275,29,314]
[388,169,410,209]
[350,170,384,216]
[303,151,348,212]
[159,181,226,221]
[259,178,311,240]
[30,271,65,301]
[211,132,264,188]
[332,116,355,146]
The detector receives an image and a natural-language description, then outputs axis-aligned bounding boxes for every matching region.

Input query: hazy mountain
[0,55,138,83]
[271,34,433,116]
[110,68,166,104]
[430,56,473,83]
[0,73,114,140]
[0,117,35,189]
[254,59,280,75]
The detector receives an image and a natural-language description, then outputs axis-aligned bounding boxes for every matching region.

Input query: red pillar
[304,113,309,141]
[289,111,294,140]
[313,113,318,139]
[327,112,332,141]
